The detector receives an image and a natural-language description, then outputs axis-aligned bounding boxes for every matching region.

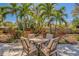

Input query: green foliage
[72,17,79,26]
[0,4,68,39]
[7,37,15,43]
[14,29,22,39]
[76,35,79,41]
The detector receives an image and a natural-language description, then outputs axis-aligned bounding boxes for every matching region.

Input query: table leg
[33,42,41,56]
[35,43,41,56]
[37,44,41,56]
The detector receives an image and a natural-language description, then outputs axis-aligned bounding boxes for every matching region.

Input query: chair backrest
[47,37,59,51]
[50,37,59,51]
[20,37,30,49]
[46,34,53,40]
[28,34,35,39]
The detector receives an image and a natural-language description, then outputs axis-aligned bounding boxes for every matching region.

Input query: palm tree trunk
[54,20,57,37]
[49,22,52,34]
[48,17,52,34]
[16,13,18,28]
[2,17,4,22]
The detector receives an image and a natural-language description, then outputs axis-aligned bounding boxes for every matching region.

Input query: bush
[59,38,68,44]
[0,34,14,43]
[14,29,22,39]
[58,34,78,44]
[7,37,15,43]
[76,36,79,41]
[6,30,22,43]
[0,30,3,34]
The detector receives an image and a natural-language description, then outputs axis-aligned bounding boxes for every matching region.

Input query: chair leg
[55,52,57,56]
[9,49,11,53]
[21,48,26,56]
[21,50,24,56]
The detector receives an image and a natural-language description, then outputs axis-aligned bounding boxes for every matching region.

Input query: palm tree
[19,3,32,19]
[38,3,56,34]
[72,3,79,32]
[0,7,8,22]
[70,17,79,33]
[18,3,32,31]
[72,17,79,27]
[8,3,20,27]
[52,6,67,37]
[39,4,67,36]
[0,6,9,26]
[73,3,79,17]
[30,4,45,33]
[55,7,67,25]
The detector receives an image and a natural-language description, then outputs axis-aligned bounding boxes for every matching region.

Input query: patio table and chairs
[20,34,60,56]
[29,37,49,56]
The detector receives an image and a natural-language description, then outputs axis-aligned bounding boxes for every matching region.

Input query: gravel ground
[0,43,79,56]
[57,44,79,56]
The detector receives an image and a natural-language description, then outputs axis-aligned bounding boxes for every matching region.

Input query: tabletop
[29,38,50,43]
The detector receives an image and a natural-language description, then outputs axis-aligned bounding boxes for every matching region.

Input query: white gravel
[0,43,79,56]
[57,44,79,56]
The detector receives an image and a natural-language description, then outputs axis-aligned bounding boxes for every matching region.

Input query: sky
[0,3,75,23]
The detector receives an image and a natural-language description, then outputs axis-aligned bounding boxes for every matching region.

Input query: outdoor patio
[0,43,79,56]
[0,3,79,56]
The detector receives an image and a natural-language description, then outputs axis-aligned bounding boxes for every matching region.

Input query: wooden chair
[20,37,37,56]
[28,34,36,44]
[41,37,60,56]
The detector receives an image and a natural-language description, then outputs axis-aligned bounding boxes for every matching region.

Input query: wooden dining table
[29,38,49,56]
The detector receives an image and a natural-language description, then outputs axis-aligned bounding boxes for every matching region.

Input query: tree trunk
[48,17,52,34]
[16,14,18,28]
[54,20,57,37]
[49,23,52,34]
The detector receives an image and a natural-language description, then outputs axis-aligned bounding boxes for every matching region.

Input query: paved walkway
[0,43,79,56]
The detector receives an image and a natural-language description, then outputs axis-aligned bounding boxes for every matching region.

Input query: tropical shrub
[0,34,14,43]
[75,35,79,41]
[22,28,33,37]
[59,38,68,44]
[59,34,78,44]
[14,29,22,39]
